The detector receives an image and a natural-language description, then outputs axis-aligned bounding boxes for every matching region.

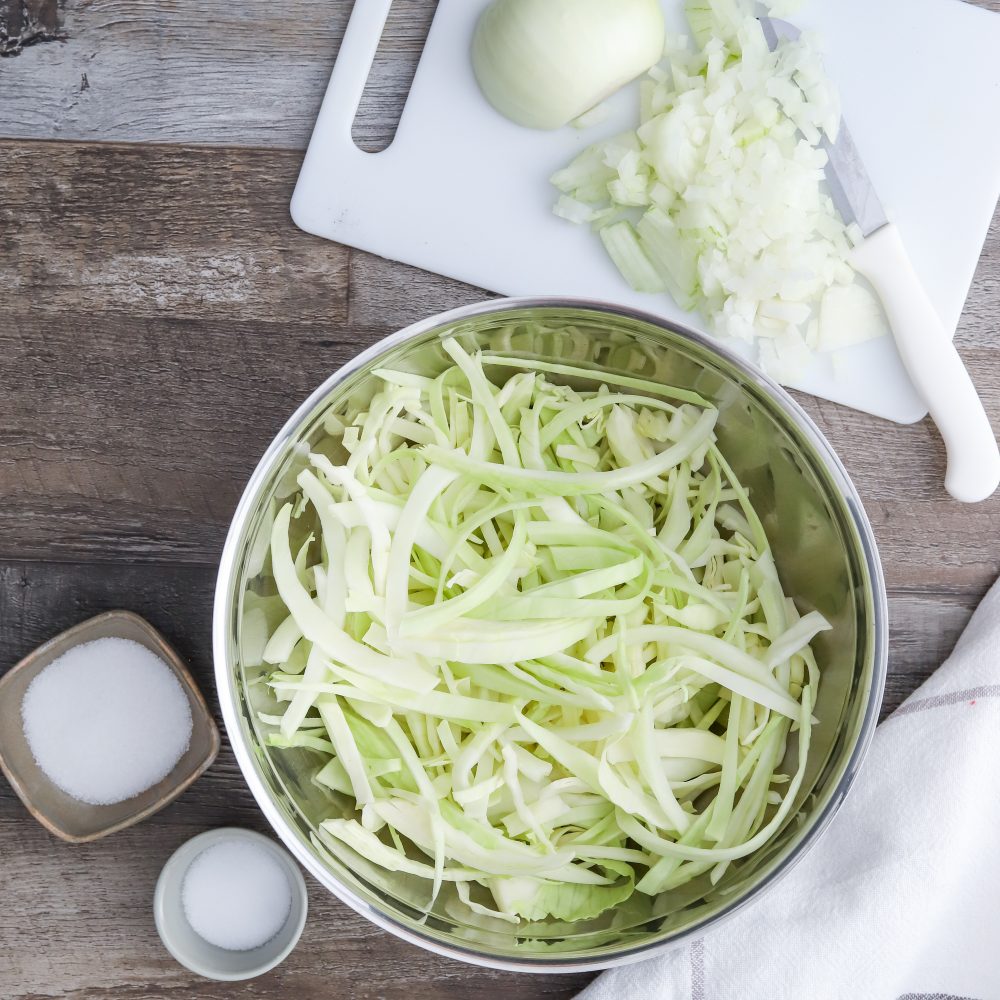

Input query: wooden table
[1,2,998,997]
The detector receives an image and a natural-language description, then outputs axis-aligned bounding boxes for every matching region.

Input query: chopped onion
[472,0,666,130]
[814,283,887,353]
[254,341,826,924]
[551,0,887,383]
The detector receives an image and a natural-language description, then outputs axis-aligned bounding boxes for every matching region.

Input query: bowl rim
[213,295,888,973]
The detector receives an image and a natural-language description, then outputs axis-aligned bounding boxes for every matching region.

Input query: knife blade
[759,14,1000,503]
[759,16,888,238]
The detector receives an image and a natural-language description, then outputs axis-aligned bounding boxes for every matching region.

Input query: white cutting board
[292,0,1000,424]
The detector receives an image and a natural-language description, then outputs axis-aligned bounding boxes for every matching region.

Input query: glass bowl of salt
[153,827,308,981]
[0,610,220,843]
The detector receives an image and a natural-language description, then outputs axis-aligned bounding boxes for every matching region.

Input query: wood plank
[0,309,374,564]
[1,141,348,325]
[0,0,436,150]
[2,1,998,148]
[347,246,492,331]
[0,560,984,998]
[0,138,350,564]
[0,0,64,56]
[882,588,981,718]
[0,0,343,148]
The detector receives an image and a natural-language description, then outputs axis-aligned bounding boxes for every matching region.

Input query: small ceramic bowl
[0,610,220,843]
[154,827,308,981]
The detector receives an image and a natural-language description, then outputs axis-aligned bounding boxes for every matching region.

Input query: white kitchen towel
[580,577,1000,1000]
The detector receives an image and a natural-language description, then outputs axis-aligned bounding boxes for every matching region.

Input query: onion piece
[472,0,666,130]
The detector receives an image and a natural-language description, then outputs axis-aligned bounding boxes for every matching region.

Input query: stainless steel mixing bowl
[214,298,887,972]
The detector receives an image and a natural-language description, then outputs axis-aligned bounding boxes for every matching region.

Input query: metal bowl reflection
[214,298,886,972]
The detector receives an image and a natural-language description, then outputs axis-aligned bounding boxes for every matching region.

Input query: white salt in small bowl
[0,610,219,843]
[154,827,308,981]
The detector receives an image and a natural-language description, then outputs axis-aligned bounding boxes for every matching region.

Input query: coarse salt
[21,636,193,805]
[181,839,292,951]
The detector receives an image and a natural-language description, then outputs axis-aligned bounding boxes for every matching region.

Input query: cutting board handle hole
[352,0,440,153]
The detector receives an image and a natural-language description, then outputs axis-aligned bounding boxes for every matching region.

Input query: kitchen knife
[762,16,1000,503]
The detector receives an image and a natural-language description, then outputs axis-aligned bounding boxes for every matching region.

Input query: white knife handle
[851,223,1000,504]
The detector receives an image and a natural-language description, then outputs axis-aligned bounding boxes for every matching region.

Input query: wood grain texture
[1,141,348,324]
[0,0,434,149]
[1,0,998,148]
[0,0,340,146]
[0,0,65,56]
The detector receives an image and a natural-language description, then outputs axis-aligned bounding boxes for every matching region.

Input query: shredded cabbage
[550,0,886,383]
[251,337,827,924]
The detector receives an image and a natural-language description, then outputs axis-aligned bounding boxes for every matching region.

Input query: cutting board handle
[319,0,396,145]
